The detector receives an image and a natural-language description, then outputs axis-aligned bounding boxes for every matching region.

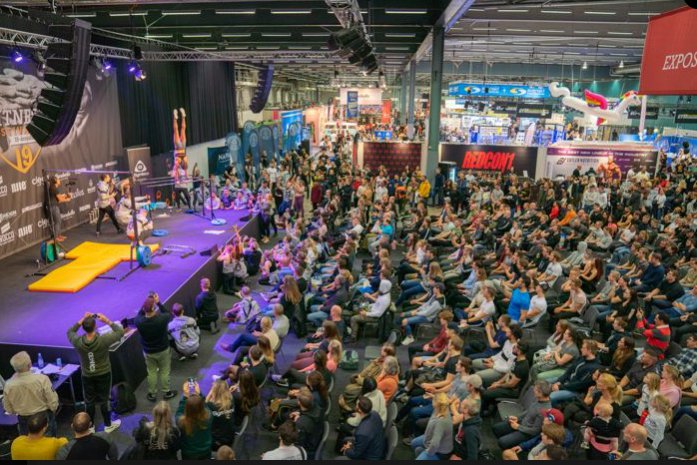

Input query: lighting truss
[325,0,371,46]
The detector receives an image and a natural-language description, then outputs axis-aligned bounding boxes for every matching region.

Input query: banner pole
[639,95,648,138]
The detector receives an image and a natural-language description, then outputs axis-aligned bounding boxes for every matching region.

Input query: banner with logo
[126,146,152,181]
[439,144,538,177]
[258,125,274,161]
[207,146,231,177]
[381,99,392,124]
[339,88,383,106]
[544,145,658,178]
[0,55,123,260]
[362,142,422,176]
[491,101,519,115]
[640,7,697,96]
[628,106,659,120]
[448,82,550,99]
[225,132,243,178]
[517,104,553,119]
[346,91,358,119]
[674,109,697,125]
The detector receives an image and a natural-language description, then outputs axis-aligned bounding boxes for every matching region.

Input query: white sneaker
[104,419,121,433]
[401,335,415,346]
[180,108,186,118]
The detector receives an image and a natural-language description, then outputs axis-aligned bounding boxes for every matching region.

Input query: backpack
[339,349,359,371]
[236,298,260,324]
[170,320,200,356]
[111,382,137,414]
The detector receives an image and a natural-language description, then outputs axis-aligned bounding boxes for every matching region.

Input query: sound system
[26,19,92,147]
[327,26,378,75]
[249,65,274,114]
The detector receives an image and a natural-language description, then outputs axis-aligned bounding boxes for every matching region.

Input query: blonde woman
[644,394,672,447]
[205,380,235,452]
[134,401,180,460]
[410,393,453,460]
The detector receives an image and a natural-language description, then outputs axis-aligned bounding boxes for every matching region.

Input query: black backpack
[111,382,137,414]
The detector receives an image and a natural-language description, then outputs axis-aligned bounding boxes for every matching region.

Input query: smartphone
[187,377,196,395]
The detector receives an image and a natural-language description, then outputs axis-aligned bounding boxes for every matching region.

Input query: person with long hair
[290,321,340,372]
[176,381,212,460]
[263,275,302,324]
[659,364,683,409]
[133,401,181,460]
[205,380,235,452]
[232,370,260,428]
[410,393,453,460]
[608,337,636,379]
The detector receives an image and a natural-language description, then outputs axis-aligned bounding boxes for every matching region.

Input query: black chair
[658,414,697,459]
[315,421,330,460]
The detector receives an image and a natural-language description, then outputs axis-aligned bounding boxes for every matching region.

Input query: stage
[0,208,259,380]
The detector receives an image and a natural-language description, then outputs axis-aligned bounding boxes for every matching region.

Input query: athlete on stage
[173,107,188,170]
[96,174,123,237]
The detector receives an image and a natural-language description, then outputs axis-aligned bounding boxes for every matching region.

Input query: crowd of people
[4,132,697,461]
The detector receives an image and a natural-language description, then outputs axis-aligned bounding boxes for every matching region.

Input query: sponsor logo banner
[346,91,359,119]
[516,104,553,119]
[339,88,383,106]
[628,106,659,120]
[640,7,697,95]
[448,83,550,99]
[545,146,658,178]
[439,144,538,177]
[674,109,697,125]
[127,146,152,181]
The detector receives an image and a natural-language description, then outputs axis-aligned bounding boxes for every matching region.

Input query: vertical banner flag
[639,7,697,95]
[225,132,243,178]
[381,100,392,124]
[346,91,359,119]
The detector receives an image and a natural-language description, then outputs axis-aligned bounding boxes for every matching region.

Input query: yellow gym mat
[28,241,160,293]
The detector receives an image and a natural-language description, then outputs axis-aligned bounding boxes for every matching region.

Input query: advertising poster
[381,99,392,124]
[346,91,358,119]
[440,144,538,177]
[517,104,553,119]
[628,106,659,120]
[545,145,658,178]
[675,109,697,125]
[448,82,550,99]
[362,142,422,176]
[339,88,383,106]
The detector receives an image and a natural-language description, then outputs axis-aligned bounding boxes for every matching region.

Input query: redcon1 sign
[439,144,538,177]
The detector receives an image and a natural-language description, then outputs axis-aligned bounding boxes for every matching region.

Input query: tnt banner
[439,144,538,177]
[362,142,422,176]
[545,145,658,179]
[0,53,123,260]
[225,132,243,178]
[640,7,697,96]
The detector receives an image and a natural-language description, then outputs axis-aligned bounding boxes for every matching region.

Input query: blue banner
[448,82,550,99]
[375,130,393,141]
[258,125,274,163]
[346,90,359,119]
[225,132,243,179]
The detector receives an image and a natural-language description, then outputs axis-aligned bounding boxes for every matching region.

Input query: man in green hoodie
[67,312,124,433]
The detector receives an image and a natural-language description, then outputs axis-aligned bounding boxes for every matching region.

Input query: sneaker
[212,374,222,381]
[178,355,187,362]
[275,378,289,388]
[402,437,413,446]
[163,390,177,400]
[88,426,96,434]
[190,353,199,359]
[401,335,415,346]
[147,393,157,402]
[104,419,121,434]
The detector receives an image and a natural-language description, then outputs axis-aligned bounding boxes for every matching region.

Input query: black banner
[439,143,538,177]
[491,101,519,115]
[127,146,152,181]
[362,142,422,176]
[0,53,123,260]
[517,104,553,119]
[628,106,659,120]
[675,109,697,124]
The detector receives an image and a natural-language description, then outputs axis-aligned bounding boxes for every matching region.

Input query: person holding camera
[135,293,177,402]
[67,312,125,433]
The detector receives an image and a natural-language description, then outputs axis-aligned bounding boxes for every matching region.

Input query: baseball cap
[543,408,564,426]
[466,374,483,389]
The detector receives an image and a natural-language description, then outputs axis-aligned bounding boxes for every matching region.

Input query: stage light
[12,49,24,63]
[582,61,588,70]
[128,61,137,73]
[618,60,624,68]
[135,67,147,81]
[103,59,113,71]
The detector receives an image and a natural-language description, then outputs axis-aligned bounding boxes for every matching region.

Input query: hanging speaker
[249,65,274,114]
[26,19,92,147]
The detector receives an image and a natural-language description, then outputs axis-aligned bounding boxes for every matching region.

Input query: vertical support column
[639,95,648,139]
[407,61,417,137]
[425,25,445,182]
[400,71,408,125]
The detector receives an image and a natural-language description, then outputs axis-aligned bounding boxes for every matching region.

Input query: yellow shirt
[418,181,431,199]
[11,436,68,460]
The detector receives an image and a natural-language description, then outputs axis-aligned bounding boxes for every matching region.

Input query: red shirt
[426,326,449,353]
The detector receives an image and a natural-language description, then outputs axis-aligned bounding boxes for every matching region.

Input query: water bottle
[37,353,44,369]
[56,357,63,369]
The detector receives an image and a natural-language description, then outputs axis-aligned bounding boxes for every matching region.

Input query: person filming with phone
[176,378,213,460]
[67,312,125,433]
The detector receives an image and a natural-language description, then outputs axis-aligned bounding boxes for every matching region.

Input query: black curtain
[117,60,238,157]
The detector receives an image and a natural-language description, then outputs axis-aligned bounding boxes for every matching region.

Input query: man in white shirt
[472,325,523,386]
[349,280,392,341]
[262,421,307,460]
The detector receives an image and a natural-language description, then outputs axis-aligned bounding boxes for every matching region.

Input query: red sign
[381,100,392,124]
[640,7,697,95]
[461,151,515,172]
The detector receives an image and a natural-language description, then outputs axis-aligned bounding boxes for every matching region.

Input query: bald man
[56,413,117,460]
[617,423,659,460]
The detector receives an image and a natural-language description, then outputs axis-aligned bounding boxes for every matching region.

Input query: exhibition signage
[516,104,553,119]
[674,109,697,125]
[628,106,659,120]
[346,91,359,119]
[340,88,383,106]
[640,6,697,95]
[439,144,538,177]
[545,145,658,178]
[491,101,519,115]
[448,82,550,99]
[126,146,152,181]
[381,100,392,124]
[362,142,422,176]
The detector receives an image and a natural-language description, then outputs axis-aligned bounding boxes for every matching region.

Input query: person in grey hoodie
[491,379,552,450]
[411,393,453,460]
[67,313,125,433]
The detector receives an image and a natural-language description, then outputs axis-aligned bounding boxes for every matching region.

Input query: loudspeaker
[328,27,362,51]
[249,65,274,114]
[26,20,92,147]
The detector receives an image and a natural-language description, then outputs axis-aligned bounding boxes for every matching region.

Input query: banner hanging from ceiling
[439,144,538,177]
[639,6,697,95]
[339,88,383,106]
[448,82,551,99]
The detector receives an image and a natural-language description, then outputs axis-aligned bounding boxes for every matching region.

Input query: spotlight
[582,61,588,70]
[128,61,137,73]
[12,49,24,63]
[103,59,113,71]
[135,68,146,81]
[618,60,624,69]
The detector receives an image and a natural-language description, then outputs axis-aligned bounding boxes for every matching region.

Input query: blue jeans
[403,315,430,337]
[307,309,328,327]
[226,333,258,353]
[412,435,441,460]
[550,389,580,406]
[396,284,426,306]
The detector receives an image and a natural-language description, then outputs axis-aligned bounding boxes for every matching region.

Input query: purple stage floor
[0,209,251,347]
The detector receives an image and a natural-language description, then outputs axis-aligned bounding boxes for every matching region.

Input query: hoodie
[67,323,124,377]
[296,404,323,457]
[195,290,219,320]
[455,416,482,460]
[563,241,587,270]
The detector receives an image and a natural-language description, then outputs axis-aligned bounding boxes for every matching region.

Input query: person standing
[95,174,122,237]
[135,294,177,402]
[3,351,59,437]
[44,175,71,242]
[67,313,124,433]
